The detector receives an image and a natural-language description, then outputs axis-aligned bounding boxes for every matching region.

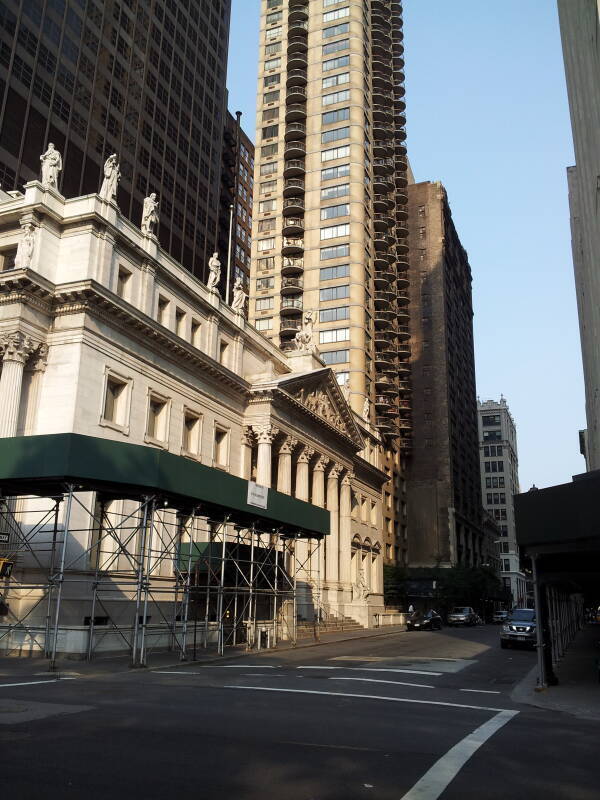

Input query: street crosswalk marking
[331,677,435,689]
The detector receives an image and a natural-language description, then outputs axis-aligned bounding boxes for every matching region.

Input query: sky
[226,0,585,491]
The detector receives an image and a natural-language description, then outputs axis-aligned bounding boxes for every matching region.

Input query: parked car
[407,610,443,631]
[447,606,478,626]
[500,608,537,649]
[493,610,509,624]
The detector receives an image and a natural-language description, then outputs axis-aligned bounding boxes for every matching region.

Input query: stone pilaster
[339,472,354,585]
[0,332,38,437]
[325,464,342,583]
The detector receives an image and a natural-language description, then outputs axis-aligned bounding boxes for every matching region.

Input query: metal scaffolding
[0,485,323,666]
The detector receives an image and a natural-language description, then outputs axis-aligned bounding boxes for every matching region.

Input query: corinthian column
[325,464,342,583]
[254,425,277,488]
[276,436,297,495]
[339,472,354,586]
[0,332,37,437]
[239,426,254,480]
[294,445,314,503]
[311,456,328,581]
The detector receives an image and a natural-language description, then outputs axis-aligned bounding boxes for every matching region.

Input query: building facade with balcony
[405,180,484,569]
[477,397,527,605]
[249,0,410,568]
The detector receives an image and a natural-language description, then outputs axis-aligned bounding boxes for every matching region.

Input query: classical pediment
[276,368,363,449]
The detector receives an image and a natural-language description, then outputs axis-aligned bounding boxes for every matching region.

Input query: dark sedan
[407,610,443,631]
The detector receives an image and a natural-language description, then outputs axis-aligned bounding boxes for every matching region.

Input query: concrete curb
[511,663,600,721]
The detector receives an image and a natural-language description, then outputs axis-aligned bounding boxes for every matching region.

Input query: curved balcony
[395,189,408,205]
[375,313,393,331]
[375,266,395,284]
[284,140,306,159]
[396,275,409,290]
[373,89,394,106]
[280,317,303,335]
[372,23,392,40]
[289,0,308,7]
[376,416,393,432]
[372,120,394,139]
[287,35,308,55]
[374,212,394,231]
[371,0,392,18]
[280,296,303,315]
[285,103,306,123]
[394,95,407,113]
[374,235,390,252]
[373,104,393,122]
[373,193,394,212]
[288,5,308,23]
[373,157,394,175]
[284,121,306,141]
[375,395,391,411]
[282,197,305,217]
[372,71,393,91]
[283,177,305,197]
[397,325,410,341]
[286,68,308,87]
[375,373,393,391]
[396,241,409,257]
[395,221,409,238]
[281,254,304,274]
[281,237,304,256]
[397,361,410,376]
[286,85,307,104]
[283,158,305,178]
[373,176,394,193]
[373,139,394,158]
[374,289,394,308]
[396,289,409,305]
[288,18,308,38]
[374,331,391,349]
[281,276,303,295]
[397,343,411,358]
[374,350,392,369]
[287,52,308,71]
[396,307,409,323]
[282,217,304,237]
[398,380,411,394]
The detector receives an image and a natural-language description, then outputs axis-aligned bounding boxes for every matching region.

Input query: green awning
[0,434,329,538]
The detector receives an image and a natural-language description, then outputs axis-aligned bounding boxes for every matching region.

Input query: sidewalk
[0,623,409,680]
[512,624,600,721]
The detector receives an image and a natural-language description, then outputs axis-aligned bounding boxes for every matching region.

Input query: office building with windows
[478,397,526,604]
[218,109,254,298]
[0,0,230,281]
[249,0,410,569]
[405,180,484,568]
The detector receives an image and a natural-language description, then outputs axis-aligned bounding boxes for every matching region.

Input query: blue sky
[226,0,584,490]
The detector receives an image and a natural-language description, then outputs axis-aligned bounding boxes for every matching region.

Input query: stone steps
[296,615,364,638]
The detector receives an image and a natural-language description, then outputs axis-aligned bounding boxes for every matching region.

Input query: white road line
[154,666,279,675]
[224,685,512,714]
[297,666,442,676]
[331,677,435,689]
[459,689,501,695]
[399,709,518,800]
[0,678,76,688]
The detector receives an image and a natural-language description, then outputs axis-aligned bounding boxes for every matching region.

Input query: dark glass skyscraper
[0,0,231,279]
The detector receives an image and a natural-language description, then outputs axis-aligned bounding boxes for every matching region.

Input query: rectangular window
[323,89,351,106]
[323,7,350,22]
[319,327,349,344]
[258,199,277,213]
[320,244,350,261]
[260,161,278,176]
[175,308,186,337]
[260,179,277,194]
[321,163,350,181]
[264,57,281,70]
[320,284,350,301]
[264,74,280,87]
[219,340,230,367]
[320,223,349,240]
[320,203,349,220]
[321,183,349,201]
[266,10,282,24]
[319,306,349,323]
[321,349,349,364]
[322,126,350,144]
[256,276,275,290]
[323,54,350,72]
[258,218,276,233]
[322,72,350,89]
[323,22,350,38]
[102,374,129,428]
[322,108,350,125]
[116,266,131,299]
[255,317,273,331]
[263,90,280,104]
[261,143,279,157]
[265,25,282,40]
[257,237,275,251]
[157,295,169,326]
[323,38,349,56]
[191,319,201,347]
[262,107,279,122]
[265,42,281,56]
[146,394,169,443]
[258,256,275,270]
[321,145,350,162]
[182,411,201,456]
[256,296,274,311]
[320,263,350,280]
[482,414,501,426]
[262,124,279,139]
[214,427,229,468]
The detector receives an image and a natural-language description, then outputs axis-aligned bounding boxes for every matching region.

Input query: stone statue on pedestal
[14,224,35,270]
[231,277,247,315]
[362,396,370,422]
[141,193,159,236]
[40,143,62,190]
[206,252,221,294]
[99,154,120,203]
[295,310,315,352]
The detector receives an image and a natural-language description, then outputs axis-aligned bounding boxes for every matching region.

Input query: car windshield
[509,609,535,622]
[451,607,470,614]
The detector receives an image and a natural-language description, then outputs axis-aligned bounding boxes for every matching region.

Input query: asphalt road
[1,625,599,799]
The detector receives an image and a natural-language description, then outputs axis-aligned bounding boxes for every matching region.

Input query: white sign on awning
[0,534,8,543]
[247,481,268,509]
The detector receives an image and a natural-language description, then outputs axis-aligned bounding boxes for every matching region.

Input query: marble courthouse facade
[0,180,387,655]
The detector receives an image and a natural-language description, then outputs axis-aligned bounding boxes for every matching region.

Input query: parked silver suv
[447,606,477,626]
[500,608,536,649]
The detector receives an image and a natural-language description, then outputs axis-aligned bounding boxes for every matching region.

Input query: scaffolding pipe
[49,485,74,671]
[131,497,152,667]
[44,499,61,657]
[139,500,156,666]
[217,516,228,656]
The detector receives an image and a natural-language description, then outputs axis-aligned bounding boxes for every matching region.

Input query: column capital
[341,471,354,487]
[313,455,329,472]
[242,425,255,447]
[0,331,38,364]
[254,424,278,444]
[278,435,298,456]
[297,445,315,464]
[328,463,343,480]
[28,342,49,372]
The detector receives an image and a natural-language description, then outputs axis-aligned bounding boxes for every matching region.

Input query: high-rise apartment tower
[477,398,526,605]
[249,0,410,562]
[0,0,231,280]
